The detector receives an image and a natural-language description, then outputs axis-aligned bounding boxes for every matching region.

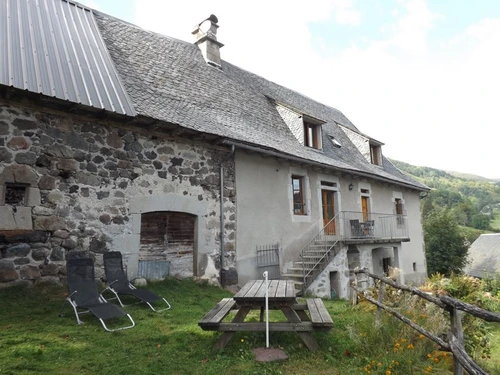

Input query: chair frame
[102,251,171,312]
[59,258,135,332]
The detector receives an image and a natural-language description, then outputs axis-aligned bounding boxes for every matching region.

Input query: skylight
[329,136,341,148]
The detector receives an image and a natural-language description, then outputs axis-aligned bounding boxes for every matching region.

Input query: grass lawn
[0,278,498,374]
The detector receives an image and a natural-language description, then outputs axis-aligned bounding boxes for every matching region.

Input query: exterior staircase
[282,215,343,294]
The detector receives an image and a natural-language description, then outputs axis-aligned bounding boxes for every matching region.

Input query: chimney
[192,14,224,68]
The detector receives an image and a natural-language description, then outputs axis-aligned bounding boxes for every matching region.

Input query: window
[395,198,405,224]
[413,262,417,272]
[395,198,404,215]
[370,143,382,165]
[292,175,306,215]
[321,181,337,188]
[303,121,322,149]
[3,183,28,206]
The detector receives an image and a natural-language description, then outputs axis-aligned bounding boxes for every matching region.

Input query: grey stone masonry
[0,102,236,288]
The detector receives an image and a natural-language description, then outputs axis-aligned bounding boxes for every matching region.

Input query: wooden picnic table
[198,279,333,351]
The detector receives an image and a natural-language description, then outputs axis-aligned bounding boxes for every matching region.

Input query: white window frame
[289,167,311,222]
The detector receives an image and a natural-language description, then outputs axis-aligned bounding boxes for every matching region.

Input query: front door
[361,196,369,221]
[322,190,336,234]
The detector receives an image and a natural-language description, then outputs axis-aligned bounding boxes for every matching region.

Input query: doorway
[321,189,336,234]
[140,211,196,278]
[329,271,340,299]
[361,196,369,221]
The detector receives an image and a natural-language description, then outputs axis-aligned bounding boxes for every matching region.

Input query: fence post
[450,306,464,375]
[375,281,385,326]
[352,271,358,306]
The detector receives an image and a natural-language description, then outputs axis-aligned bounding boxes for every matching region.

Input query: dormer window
[370,143,382,166]
[303,120,322,150]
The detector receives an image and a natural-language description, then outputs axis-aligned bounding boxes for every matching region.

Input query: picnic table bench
[198,280,333,351]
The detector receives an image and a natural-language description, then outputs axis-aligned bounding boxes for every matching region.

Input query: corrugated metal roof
[0,0,136,116]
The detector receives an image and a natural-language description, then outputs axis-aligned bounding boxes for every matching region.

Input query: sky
[78,0,500,179]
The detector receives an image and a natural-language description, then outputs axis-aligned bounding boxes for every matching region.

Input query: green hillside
[390,159,500,237]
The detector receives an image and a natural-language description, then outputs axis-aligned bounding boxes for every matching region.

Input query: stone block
[0,230,49,244]
[0,147,12,162]
[53,230,70,239]
[13,118,37,130]
[32,206,55,216]
[0,206,33,230]
[14,257,30,265]
[57,159,78,171]
[20,264,41,280]
[46,144,73,158]
[3,243,31,258]
[40,263,59,276]
[11,165,38,185]
[0,259,19,282]
[15,152,37,165]
[27,187,41,206]
[33,215,66,231]
[0,120,9,135]
[50,247,65,261]
[90,236,108,253]
[74,171,100,186]
[36,154,52,168]
[32,247,50,261]
[46,190,64,204]
[38,175,56,190]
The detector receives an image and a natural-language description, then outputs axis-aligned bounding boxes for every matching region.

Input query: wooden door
[361,196,369,221]
[322,190,336,235]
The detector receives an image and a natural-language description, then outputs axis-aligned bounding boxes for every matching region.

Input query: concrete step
[281,273,303,279]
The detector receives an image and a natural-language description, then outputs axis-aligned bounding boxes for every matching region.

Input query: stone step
[281,273,303,279]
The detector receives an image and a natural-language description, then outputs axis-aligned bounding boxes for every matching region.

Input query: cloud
[331,0,361,26]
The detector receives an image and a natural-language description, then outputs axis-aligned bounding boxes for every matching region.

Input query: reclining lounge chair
[59,257,135,332]
[103,251,171,312]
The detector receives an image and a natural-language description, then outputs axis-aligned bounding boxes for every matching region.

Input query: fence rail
[352,268,500,375]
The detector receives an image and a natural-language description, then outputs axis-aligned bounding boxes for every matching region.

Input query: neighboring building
[0,0,428,296]
[464,234,500,279]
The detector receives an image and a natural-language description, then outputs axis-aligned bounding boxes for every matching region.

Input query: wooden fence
[351,268,500,375]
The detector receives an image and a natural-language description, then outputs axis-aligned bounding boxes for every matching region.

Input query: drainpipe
[220,145,235,287]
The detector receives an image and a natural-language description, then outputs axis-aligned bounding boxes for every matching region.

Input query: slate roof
[464,234,500,278]
[93,11,427,190]
[0,0,427,191]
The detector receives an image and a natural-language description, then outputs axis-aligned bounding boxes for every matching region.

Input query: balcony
[329,211,409,244]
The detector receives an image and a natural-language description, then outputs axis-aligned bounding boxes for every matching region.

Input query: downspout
[220,145,235,287]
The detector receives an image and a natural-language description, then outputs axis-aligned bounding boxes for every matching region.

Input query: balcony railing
[338,211,409,241]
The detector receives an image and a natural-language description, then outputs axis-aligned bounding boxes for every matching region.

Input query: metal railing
[298,211,409,292]
[300,213,341,290]
[257,243,280,280]
[340,211,408,240]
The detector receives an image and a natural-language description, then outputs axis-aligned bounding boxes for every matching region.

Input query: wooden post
[351,272,358,306]
[375,281,385,327]
[450,306,464,375]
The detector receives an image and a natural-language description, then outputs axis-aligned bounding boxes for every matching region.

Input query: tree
[424,209,469,276]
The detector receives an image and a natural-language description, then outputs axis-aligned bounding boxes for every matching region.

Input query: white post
[263,271,269,348]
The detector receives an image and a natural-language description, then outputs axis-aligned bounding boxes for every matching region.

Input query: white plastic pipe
[263,271,269,348]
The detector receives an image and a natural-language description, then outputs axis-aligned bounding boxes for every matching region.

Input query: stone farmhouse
[0,0,429,297]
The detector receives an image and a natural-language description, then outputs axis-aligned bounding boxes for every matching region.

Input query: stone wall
[0,102,236,288]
